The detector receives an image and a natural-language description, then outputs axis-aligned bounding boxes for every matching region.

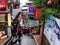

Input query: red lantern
[47,0,54,5]
[34,6,40,20]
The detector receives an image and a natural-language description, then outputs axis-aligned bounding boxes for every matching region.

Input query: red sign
[0,10,8,14]
[34,6,40,20]
[0,0,6,8]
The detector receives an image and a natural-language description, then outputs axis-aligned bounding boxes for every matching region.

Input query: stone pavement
[21,35,37,45]
[12,35,37,45]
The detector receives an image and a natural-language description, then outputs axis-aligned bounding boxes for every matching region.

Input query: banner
[44,15,60,45]
[34,6,40,20]
[8,14,11,26]
[0,0,6,8]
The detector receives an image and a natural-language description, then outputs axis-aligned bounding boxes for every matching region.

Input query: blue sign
[44,15,60,45]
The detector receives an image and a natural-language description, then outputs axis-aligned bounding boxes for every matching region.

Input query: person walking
[17,25,22,38]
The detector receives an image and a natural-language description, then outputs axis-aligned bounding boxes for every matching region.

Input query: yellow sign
[8,14,11,26]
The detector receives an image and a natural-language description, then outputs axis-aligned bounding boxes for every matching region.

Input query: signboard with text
[34,6,40,20]
[0,0,6,8]
[44,15,60,45]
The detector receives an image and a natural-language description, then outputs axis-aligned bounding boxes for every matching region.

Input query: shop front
[0,14,13,45]
[0,14,7,44]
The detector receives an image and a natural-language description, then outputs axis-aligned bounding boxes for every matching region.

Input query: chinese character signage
[44,15,60,45]
[8,14,11,26]
[34,6,40,20]
[0,0,6,8]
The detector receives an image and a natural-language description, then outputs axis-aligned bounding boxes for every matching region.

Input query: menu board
[44,15,60,45]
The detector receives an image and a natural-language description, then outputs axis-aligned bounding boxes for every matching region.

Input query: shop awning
[0,10,8,14]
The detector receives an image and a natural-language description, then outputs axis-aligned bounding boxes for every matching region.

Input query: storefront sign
[8,14,11,26]
[0,0,6,8]
[44,15,60,45]
[29,7,34,13]
[34,6,40,20]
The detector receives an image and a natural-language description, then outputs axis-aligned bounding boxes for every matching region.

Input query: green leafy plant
[32,0,60,25]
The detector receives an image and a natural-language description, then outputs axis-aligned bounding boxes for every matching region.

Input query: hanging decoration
[34,6,40,20]
[47,0,54,5]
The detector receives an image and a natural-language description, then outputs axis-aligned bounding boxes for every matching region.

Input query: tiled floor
[21,35,36,45]
[13,35,36,45]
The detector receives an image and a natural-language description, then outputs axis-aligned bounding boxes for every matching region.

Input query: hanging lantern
[34,6,40,20]
[47,0,54,5]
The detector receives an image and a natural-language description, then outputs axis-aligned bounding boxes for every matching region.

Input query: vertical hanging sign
[34,6,40,20]
[0,0,6,8]
[8,14,11,27]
